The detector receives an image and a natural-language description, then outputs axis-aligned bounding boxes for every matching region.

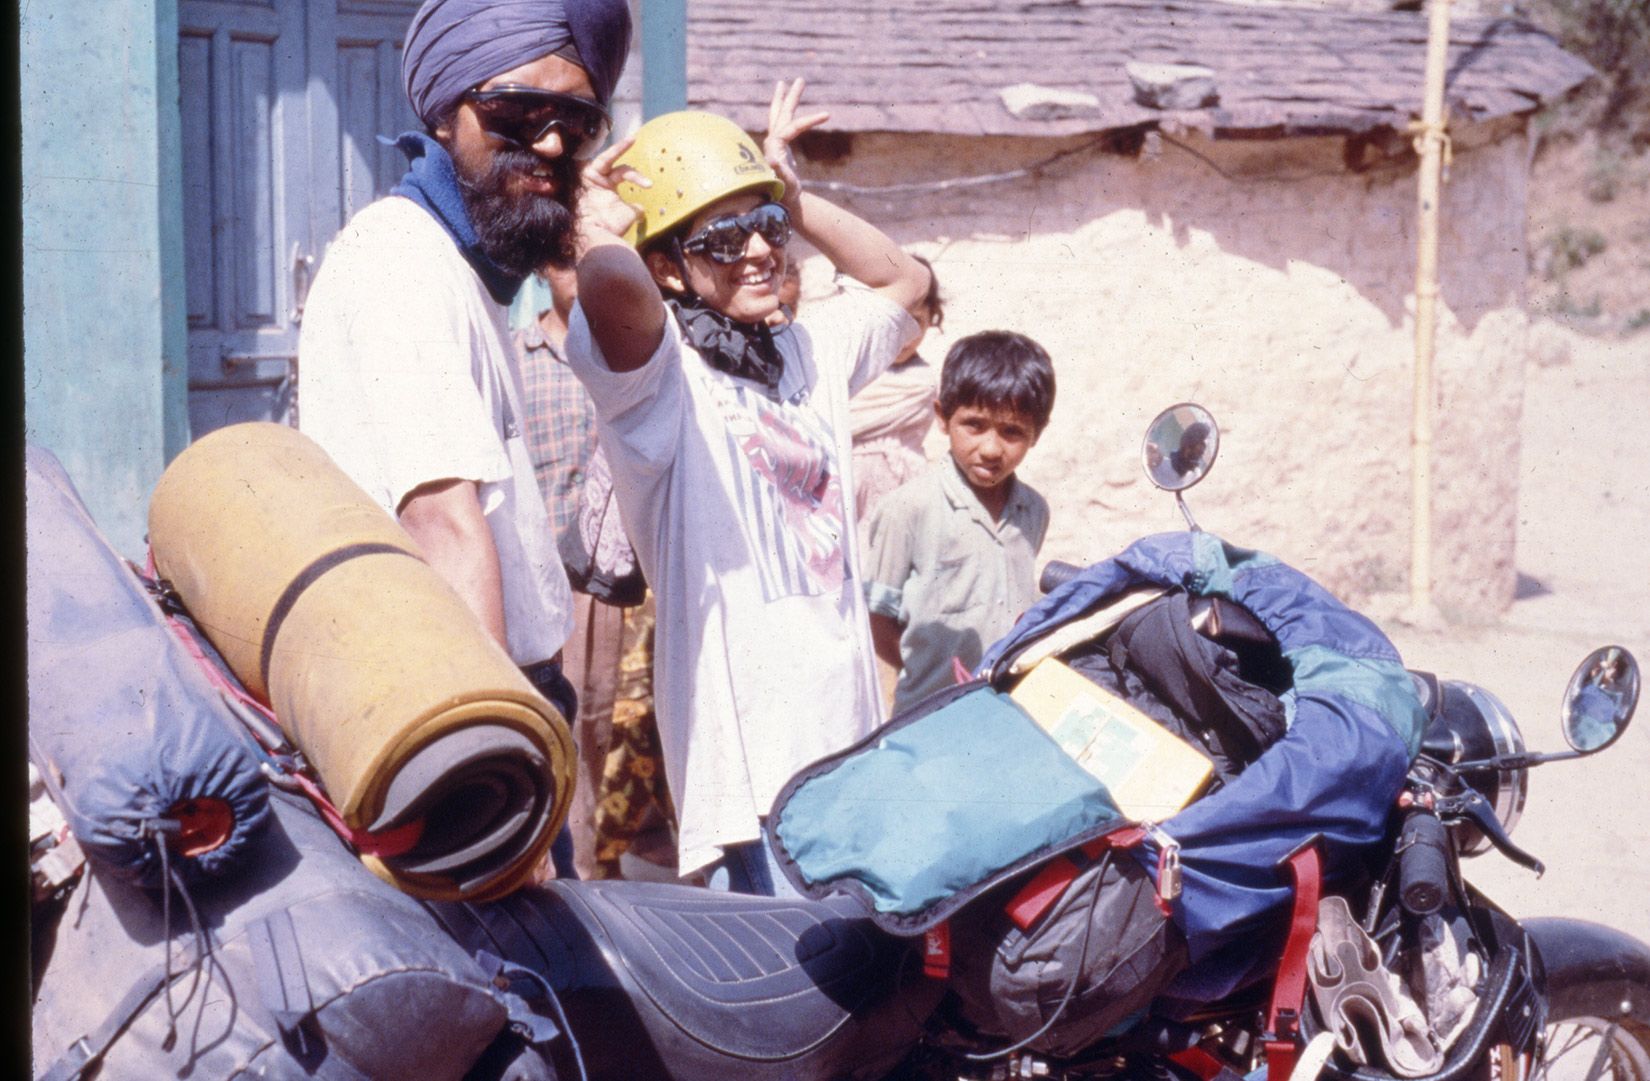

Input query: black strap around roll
[259,543,418,688]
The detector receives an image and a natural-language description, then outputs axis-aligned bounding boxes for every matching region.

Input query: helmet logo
[735,141,765,175]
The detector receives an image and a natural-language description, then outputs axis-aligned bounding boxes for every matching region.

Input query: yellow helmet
[616,111,786,251]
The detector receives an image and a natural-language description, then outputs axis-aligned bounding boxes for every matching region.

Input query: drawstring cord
[145,820,209,1052]
[499,961,588,1081]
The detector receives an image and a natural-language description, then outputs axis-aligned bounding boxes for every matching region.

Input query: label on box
[1011,658,1213,819]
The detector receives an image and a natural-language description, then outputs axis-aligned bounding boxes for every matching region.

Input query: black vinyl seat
[430,879,942,1081]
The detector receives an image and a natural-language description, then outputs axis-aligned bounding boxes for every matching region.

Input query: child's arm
[764,80,930,318]
[860,490,920,675]
[868,612,903,672]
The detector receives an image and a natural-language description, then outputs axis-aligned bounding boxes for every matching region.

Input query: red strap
[1170,1045,1230,1081]
[147,551,424,860]
[1265,839,1324,1081]
[1003,827,1148,931]
[1006,855,1083,931]
[951,657,972,684]
[922,922,951,979]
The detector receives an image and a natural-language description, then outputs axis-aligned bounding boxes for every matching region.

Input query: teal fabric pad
[772,687,1124,919]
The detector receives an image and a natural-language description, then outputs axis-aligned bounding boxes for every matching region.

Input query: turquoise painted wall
[22,0,188,558]
[640,0,687,118]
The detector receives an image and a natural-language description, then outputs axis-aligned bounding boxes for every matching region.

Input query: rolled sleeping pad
[31,787,537,1081]
[25,445,270,891]
[147,422,574,902]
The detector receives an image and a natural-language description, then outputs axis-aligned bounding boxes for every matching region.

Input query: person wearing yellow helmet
[564,79,932,895]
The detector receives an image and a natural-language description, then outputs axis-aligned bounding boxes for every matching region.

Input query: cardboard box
[1011,658,1213,820]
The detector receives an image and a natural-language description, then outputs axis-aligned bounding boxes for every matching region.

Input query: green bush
[1585,147,1624,201]
[1543,226,1608,276]
[1531,0,1650,143]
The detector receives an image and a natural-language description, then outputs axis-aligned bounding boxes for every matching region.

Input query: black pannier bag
[944,840,1190,1058]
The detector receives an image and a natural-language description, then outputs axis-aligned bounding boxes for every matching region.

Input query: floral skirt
[592,594,677,875]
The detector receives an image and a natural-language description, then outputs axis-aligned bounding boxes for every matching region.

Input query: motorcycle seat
[430,879,939,1079]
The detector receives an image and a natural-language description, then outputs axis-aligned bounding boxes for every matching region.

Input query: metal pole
[1409,0,1452,618]
[641,0,688,119]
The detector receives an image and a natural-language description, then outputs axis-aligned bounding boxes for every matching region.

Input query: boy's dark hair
[938,331,1056,432]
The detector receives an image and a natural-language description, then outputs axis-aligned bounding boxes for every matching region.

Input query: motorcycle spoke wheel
[1534,1017,1650,1081]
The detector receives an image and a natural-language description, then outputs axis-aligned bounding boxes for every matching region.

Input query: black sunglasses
[679,203,792,264]
[463,86,611,160]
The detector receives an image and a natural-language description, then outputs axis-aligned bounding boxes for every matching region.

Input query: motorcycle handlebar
[1398,810,1450,916]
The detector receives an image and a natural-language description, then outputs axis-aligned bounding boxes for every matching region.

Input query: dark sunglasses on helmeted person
[463,86,612,161]
[680,203,793,264]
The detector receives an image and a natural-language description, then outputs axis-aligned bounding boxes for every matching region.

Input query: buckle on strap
[922,922,952,979]
[1265,836,1325,1081]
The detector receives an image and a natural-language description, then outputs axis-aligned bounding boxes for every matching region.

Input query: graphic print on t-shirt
[715,380,847,600]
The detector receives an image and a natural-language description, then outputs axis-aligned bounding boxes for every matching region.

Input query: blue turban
[401,0,632,126]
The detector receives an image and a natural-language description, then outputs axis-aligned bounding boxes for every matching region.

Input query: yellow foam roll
[148,423,574,902]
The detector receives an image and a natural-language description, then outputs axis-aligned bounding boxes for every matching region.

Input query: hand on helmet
[576,135,648,251]
[764,78,828,215]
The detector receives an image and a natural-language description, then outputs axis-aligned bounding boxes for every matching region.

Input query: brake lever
[1434,790,1545,876]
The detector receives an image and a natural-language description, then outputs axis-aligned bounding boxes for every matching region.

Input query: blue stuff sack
[769,681,1127,935]
[26,445,271,891]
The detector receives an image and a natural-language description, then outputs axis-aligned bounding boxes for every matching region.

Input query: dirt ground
[1382,321,1650,942]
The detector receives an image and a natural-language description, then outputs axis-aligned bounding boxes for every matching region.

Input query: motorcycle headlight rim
[1446,681,1529,857]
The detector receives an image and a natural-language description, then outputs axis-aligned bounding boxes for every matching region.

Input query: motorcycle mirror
[1560,645,1639,753]
[1142,404,1220,493]
[1142,404,1219,532]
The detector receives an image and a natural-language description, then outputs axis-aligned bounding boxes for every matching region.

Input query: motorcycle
[433,403,1649,1081]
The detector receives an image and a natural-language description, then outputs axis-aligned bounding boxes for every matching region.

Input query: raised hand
[576,135,648,252]
[764,78,829,213]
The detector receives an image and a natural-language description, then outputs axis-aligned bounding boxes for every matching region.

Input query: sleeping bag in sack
[31,786,548,1081]
[147,422,575,901]
[25,445,269,891]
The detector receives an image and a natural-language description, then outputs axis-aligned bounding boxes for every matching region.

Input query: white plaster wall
[799,123,1531,617]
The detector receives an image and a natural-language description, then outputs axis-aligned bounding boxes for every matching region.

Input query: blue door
[180,0,420,436]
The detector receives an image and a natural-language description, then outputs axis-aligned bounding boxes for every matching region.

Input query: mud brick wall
[796,119,1531,619]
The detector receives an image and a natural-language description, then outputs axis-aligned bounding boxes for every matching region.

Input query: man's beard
[457,146,581,277]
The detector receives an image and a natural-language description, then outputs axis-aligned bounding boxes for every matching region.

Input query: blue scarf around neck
[388,131,523,305]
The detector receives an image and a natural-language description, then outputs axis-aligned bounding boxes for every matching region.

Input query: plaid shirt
[515,318,598,537]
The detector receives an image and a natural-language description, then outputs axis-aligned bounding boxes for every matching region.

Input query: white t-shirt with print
[567,287,917,874]
[298,196,573,666]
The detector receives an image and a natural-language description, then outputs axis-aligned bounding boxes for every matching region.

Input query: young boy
[862,331,1056,714]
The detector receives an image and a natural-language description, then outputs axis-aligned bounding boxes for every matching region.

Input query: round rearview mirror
[1560,645,1639,753]
[1142,404,1220,493]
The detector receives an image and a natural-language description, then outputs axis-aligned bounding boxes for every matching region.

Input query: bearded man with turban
[297,0,632,877]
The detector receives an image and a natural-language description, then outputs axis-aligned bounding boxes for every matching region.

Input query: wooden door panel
[319,1,422,235]
[182,0,420,436]
[230,36,280,325]
[179,34,216,329]
[180,0,304,434]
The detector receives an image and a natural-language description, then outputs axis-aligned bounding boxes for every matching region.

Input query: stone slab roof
[686,0,1594,139]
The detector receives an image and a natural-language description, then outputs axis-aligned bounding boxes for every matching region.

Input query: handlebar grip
[1398,811,1451,915]
[1039,560,1084,594]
